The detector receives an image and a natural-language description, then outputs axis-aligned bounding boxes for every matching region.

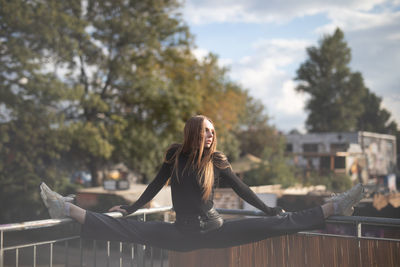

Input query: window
[286,143,293,152]
[320,156,331,170]
[330,143,348,152]
[302,143,318,153]
[334,156,345,169]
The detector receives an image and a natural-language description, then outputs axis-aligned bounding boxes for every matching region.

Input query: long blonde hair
[166,115,229,201]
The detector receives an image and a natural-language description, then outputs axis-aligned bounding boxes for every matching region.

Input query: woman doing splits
[40,115,364,252]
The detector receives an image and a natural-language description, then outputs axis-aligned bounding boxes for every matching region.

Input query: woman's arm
[111,146,179,215]
[219,166,283,216]
[114,161,172,215]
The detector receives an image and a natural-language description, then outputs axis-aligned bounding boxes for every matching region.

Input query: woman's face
[204,120,215,149]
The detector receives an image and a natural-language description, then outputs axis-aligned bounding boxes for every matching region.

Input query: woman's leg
[197,206,325,249]
[81,211,193,251]
[68,203,86,224]
[321,202,334,218]
[195,183,365,249]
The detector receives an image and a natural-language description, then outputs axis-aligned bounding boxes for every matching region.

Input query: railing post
[150,246,154,267]
[119,242,123,267]
[164,212,169,222]
[142,214,147,266]
[15,248,19,267]
[65,240,69,267]
[137,244,145,267]
[79,239,83,267]
[130,244,135,267]
[357,221,362,266]
[106,241,110,267]
[33,245,36,267]
[0,230,3,267]
[93,240,97,267]
[160,249,164,267]
[50,243,53,267]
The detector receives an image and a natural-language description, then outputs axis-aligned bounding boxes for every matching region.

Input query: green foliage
[236,96,278,158]
[357,90,398,134]
[303,171,352,192]
[0,98,71,222]
[0,0,194,222]
[1,0,278,222]
[243,136,297,187]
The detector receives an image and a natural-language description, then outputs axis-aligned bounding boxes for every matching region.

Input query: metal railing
[1,207,400,267]
[0,206,173,267]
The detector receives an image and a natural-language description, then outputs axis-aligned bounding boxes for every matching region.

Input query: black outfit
[81,146,325,252]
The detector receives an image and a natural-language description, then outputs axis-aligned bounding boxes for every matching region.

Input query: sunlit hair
[165,115,230,201]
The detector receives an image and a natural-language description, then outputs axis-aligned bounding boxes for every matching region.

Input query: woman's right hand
[108,205,128,216]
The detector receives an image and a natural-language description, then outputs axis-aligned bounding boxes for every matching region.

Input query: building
[285,131,397,184]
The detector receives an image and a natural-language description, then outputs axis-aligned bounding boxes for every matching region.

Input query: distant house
[284,131,397,183]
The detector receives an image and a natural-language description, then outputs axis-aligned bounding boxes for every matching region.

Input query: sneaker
[40,182,74,219]
[330,183,365,216]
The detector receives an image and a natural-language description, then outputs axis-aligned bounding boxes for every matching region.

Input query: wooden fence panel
[359,239,400,267]
[169,234,399,267]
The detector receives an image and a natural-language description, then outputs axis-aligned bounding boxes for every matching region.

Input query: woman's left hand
[108,205,128,216]
[273,206,286,216]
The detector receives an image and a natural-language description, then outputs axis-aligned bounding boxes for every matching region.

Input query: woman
[40,115,364,252]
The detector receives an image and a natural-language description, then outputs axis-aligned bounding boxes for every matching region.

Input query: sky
[179,0,400,133]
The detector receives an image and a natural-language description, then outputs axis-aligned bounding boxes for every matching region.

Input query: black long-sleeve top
[122,146,279,216]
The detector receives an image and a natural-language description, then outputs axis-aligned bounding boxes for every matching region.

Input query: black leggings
[81,207,325,252]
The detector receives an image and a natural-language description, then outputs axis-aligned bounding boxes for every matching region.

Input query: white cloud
[192,48,233,68]
[228,38,310,131]
[192,47,209,61]
[387,32,400,40]
[182,0,388,25]
[315,9,400,34]
[383,95,400,125]
[276,80,307,115]
[218,57,234,67]
[232,38,310,94]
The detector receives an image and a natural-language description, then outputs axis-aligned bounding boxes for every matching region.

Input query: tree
[356,90,399,168]
[0,107,74,222]
[0,0,77,222]
[0,0,200,221]
[231,95,298,186]
[295,28,367,132]
[235,96,280,158]
[1,0,276,222]
[357,90,398,134]
[243,135,297,187]
[1,0,196,186]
